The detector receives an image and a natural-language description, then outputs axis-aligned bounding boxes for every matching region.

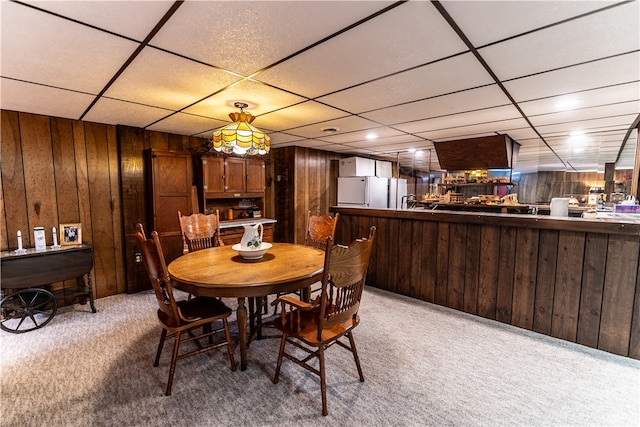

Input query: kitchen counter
[219,217,276,229]
[218,218,276,245]
[331,206,640,360]
[430,202,531,214]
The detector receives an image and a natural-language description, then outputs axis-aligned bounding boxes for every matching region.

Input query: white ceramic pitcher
[241,223,263,249]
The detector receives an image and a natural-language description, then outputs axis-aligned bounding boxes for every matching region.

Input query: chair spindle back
[318,226,376,337]
[178,210,223,254]
[305,211,339,250]
[134,223,180,324]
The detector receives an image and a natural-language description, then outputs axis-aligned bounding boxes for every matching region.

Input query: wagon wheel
[0,288,57,333]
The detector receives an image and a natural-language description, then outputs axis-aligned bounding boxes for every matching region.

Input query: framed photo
[60,223,82,246]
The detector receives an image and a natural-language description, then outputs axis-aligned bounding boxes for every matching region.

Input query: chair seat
[135,223,236,396]
[273,309,359,346]
[272,226,375,416]
[158,296,232,329]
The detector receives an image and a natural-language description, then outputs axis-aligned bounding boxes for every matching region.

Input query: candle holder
[51,227,61,249]
[14,230,26,254]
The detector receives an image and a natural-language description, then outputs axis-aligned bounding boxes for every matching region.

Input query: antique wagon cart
[0,244,95,333]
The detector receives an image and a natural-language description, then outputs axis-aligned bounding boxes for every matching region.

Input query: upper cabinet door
[202,157,225,195]
[245,159,265,193]
[225,158,246,193]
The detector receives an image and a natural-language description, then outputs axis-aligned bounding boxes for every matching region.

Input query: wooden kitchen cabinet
[245,159,266,193]
[225,158,247,193]
[202,157,265,196]
[198,156,267,220]
[202,156,225,195]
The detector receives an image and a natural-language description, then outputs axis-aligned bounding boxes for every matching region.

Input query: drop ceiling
[1,0,638,173]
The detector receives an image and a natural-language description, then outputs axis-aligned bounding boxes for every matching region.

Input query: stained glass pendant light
[212,102,270,155]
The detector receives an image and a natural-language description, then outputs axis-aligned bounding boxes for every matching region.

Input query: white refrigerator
[388,178,407,209]
[337,176,389,208]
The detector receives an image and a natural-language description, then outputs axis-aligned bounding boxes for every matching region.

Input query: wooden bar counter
[331,206,640,360]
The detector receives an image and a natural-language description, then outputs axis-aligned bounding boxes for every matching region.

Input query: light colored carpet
[1,286,638,427]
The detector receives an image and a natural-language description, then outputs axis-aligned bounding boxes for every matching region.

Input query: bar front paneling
[532,229,558,335]
[332,207,640,359]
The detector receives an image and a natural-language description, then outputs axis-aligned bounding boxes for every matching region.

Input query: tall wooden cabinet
[147,148,194,263]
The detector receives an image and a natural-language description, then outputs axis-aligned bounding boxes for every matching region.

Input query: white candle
[52,227,58,246]
[17,230,22,250]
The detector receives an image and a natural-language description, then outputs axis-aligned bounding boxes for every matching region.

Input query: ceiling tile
[183,80,306,119]
[146,112,228,136]
[536,113,637,136]
[150,1,396,76]
[392,105,522,134]
[478,2,639,80]
[266,132,307,145]
[519,82,640,116]
[503,52,640,101]
[338,134,424,148]
[285,116,383,139]
[310,127,404,144]
[442,0,615,47]
[529,101,640,127]
[617,129,638,169]
[256,1,468,98]
[316,53,494,113]
[0,79,95,120]
[103,47,240,112]
[417,118,530,141]
[256,101,347,132]
[1,1,139,93]
[362,85,512,125]
[23,0,175,41]
[1,1,636,173]
[83,97,177,128]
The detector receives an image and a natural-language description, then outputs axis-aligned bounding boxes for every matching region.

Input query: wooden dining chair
[134,223,236,396]
[178,210,224,254]
[304,210,339,250]
[273,211,339,315]
[303,211,339,300]
[271,226,376,416]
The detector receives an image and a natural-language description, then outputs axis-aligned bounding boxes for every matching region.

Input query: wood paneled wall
[1,110,125,299]
[517,170,633,203]
[117,125,205,293]
[4,108,636,306]
[272,146,342,243]
[333,208,640,359]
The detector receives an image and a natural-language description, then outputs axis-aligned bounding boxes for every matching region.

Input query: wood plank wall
[334,210,640,360]
[1,110,125,300]
[272,146,342,243]
[117,125,205,293]
[3,109,637,304]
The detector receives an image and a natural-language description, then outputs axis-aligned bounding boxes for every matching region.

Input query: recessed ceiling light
[365,132,377,140]
[568,130,587,145]
[555,98,579,111]
[321,127,339,134]
[408,148,416,153]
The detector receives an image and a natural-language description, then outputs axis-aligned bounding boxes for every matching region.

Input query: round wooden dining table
[167,243,325,371]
